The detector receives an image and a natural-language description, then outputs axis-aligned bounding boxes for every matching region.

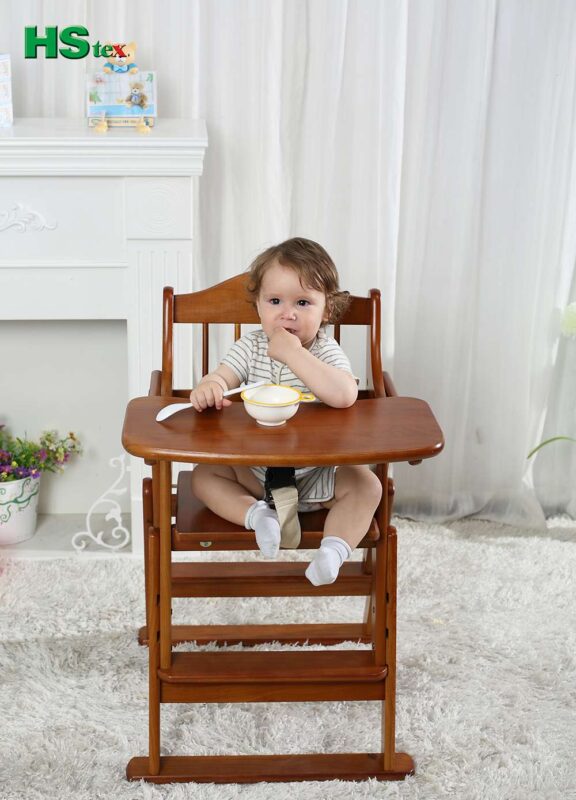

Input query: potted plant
[528,302,576,460]
[0,427,81,545]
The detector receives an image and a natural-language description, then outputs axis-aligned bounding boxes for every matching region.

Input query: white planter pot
[0,476,41,545]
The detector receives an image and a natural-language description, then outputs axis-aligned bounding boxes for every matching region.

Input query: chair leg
[159,460,173,670]
[128,524,161,780]
[152,463,160,529]
[373,469,412,775]
[147,526,161,775]
[361,549,373,639]
[372,464,389,665]
[382,525,399,771]
[141,479,153,643]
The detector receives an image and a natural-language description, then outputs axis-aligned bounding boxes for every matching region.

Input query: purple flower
[0,428,81,482]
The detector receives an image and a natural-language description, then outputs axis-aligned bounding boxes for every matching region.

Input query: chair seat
[174,470,380,549]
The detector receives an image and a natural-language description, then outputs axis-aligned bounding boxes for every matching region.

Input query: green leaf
[527,436,576,459]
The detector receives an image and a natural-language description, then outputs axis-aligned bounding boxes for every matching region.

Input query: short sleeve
[221,334,254,382]
[313,333,354,375]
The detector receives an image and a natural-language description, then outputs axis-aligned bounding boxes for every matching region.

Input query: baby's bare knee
[190,464,206,489]
[346,467,382,509]
[190,464,227,492]
[362,468,383,506]
[338,465,382,506]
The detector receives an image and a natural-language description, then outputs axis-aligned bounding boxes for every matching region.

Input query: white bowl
[241,383,315,426]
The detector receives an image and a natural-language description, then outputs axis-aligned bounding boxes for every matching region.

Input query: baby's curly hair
[246,237,350,323]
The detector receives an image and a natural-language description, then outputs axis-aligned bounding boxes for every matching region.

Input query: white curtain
[2,0,575,524]
[393,0,576,525]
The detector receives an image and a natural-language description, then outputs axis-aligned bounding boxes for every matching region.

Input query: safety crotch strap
[264,468,301,549]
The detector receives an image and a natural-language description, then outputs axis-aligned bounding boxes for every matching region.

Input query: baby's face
[256,260,327,349]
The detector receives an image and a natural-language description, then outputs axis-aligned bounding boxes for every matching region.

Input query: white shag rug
[1,518,576,800]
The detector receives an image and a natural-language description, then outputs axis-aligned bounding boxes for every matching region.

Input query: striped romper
[221,328,354,509]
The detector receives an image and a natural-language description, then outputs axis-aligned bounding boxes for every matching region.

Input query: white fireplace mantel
[0,118,208,553]
[0,117,207,176]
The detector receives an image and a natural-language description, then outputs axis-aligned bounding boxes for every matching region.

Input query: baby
[189,237,382,585]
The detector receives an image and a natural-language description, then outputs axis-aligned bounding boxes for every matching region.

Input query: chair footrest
[160,650,385,684]
[127,752,415,783]
[171,560,372,597]
[158,651,387,702]
[139,622,371,646]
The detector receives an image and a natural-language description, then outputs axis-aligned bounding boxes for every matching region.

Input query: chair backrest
[161,272,384,398]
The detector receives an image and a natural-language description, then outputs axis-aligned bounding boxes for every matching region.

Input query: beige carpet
[1,517,575,800]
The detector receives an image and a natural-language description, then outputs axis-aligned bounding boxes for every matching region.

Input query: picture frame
[86,69,157,128]
[0,54,13,128]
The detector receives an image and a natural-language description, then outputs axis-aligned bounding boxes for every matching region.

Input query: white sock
[305,536,352,586]
[245,500,281,558]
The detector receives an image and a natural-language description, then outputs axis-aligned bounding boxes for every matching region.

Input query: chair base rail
[126,752,415,783]
[138,622,371,646]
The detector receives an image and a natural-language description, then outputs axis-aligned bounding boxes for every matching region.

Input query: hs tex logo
[24,26,129,60]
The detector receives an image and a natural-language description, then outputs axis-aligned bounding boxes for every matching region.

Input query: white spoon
[155,380,268,422]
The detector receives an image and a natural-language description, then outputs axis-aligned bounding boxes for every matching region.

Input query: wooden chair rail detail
[160,682,385,704]
[138,622,371,647]
[159,650,386,684]
[170,560,372,597]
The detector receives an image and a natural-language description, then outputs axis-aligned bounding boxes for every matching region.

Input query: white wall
[0,320,129,513]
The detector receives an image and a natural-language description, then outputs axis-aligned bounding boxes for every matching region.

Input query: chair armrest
[383,371,398,398]
[382,371,421,464]
[149,370,162,397]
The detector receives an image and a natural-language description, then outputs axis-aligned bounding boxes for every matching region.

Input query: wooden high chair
[122,273,444,784]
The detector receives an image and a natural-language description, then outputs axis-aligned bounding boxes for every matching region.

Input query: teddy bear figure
[123,82,148,109]
[103,41,138,74]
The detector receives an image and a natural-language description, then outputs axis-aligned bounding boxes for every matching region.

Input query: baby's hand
[267,327,302,363]
[189,381,232,412]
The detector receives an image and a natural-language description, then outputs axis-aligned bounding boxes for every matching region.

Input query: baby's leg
[190,464,263,524]
[190,465,281,557]
[306,465,382,586]
[323,465,382,548]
